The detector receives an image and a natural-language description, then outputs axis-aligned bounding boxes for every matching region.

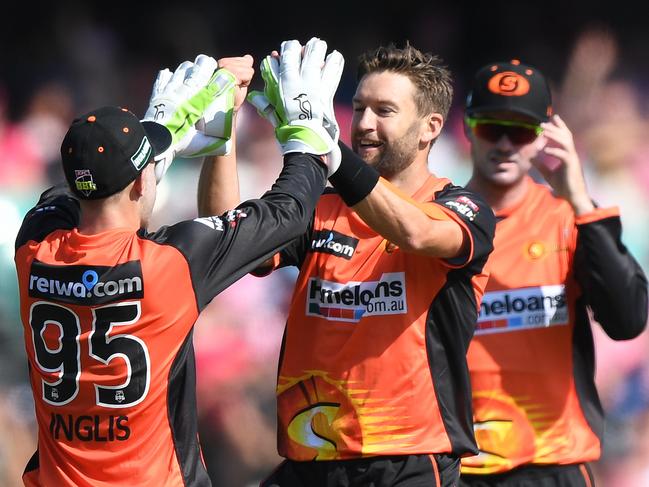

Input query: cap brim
[141,121,172,158]
[467,106,549,123]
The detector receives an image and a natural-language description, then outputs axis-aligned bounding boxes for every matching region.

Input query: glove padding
[247,37,344,176]
[143,54,236,182]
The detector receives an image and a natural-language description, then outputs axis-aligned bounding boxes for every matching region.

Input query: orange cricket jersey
[463,177,625,474]
[271,176,495,461]
[14,155,327,487]
[17,229,208,487]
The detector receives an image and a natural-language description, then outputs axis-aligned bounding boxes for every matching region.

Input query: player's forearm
[352,183,464,257]
[257,153,326,232]
[197,128,241,217]
[330,142,464,258]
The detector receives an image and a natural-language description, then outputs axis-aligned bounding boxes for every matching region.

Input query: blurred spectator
[194,271,293,485]
[557,28,649,270]
[0,387,37,487]
[0,83,45,190]
[558,26,649,487]
[20,81,75,184]
[429,106,473,185]
[557,27,619,134]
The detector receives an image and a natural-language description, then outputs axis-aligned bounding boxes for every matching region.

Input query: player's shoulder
[15,185,81,251]
[140,218,223,247]
[435,182,493,216]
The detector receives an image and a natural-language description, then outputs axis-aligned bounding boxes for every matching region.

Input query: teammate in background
[459,60,648,486]
[202,40,496,486]
[14,44,342,487]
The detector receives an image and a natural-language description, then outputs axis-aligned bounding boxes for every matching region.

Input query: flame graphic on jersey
[277,372,412,460]
[462,391,565,474]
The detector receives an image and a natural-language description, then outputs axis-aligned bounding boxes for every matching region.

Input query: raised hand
[143,54,237,182]
[216,55,255,113]
[532,114,595,215]
[247,37,344,176]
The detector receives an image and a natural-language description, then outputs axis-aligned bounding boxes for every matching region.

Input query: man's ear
[133,174,144,198]
[421,112,444,144]
[131,164,151,200]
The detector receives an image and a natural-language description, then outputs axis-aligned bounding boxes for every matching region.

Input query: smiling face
[351,71,436,179]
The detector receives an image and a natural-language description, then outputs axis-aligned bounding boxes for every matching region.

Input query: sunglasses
[465,117,543,145]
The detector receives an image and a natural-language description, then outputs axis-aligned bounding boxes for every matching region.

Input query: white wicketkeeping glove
[247,37,344,176]
[320,45,344,153]
[142,54,236,182]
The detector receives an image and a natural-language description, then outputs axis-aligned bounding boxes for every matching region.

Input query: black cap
[465,60,552,123]
[61,106,172,199]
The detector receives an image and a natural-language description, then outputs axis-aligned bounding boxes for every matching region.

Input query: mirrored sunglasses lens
[473,123,537,144]
[506,126,538,144]
[473,123,504,142]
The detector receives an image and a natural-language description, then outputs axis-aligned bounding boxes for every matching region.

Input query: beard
[355,122,421,178]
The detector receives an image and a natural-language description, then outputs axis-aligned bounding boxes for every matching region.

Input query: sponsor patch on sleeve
[224,209,248,228]
[444,196,480,221]
[194,216,225,231]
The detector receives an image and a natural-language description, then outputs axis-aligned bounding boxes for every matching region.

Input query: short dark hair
[357,42,453,119]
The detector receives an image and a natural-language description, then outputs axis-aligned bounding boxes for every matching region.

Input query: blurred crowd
[2,23,649,487]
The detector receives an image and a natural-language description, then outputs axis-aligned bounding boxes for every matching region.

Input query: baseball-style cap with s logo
[61,106,172,199]
[465,60,552,123]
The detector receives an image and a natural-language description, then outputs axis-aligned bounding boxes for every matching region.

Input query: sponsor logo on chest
[310,230,359,260]
[306,272,407,322]
[476,285,568,334]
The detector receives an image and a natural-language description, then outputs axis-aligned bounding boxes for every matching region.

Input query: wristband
[328,142,380,207]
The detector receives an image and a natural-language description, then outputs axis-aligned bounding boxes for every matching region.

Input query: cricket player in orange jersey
[15,45,343,487]
[459,60,648,487]
[203,39,497,487]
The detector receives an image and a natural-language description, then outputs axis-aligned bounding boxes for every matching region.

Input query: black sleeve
[15,183,80,250]
[275,219,313,269]
[145,152,327,310]
[574,216,648,340]
[249,217,313,277]
[433,184,496,269]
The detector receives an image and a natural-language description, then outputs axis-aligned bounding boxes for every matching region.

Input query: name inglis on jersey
[49,413,130,442]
